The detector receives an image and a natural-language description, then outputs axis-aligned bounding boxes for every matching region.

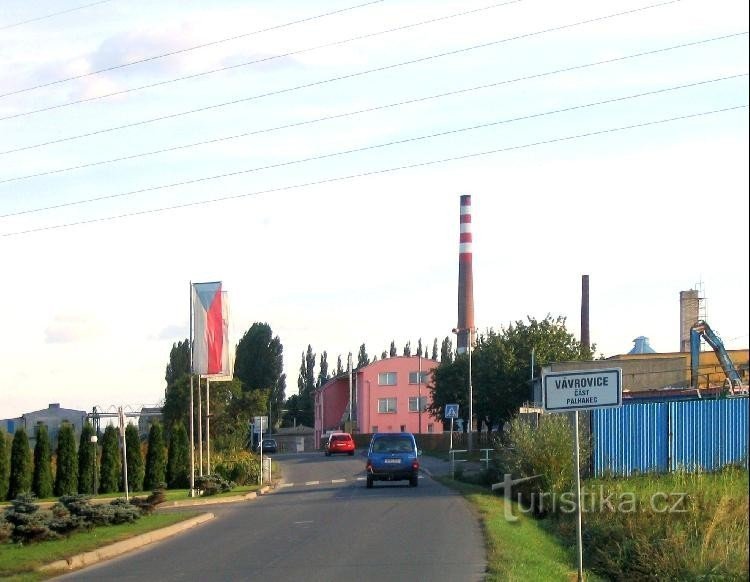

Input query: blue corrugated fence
[592,397,748,476]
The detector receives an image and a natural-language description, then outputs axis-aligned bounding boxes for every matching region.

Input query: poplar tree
[166,422,189,489]
[54,423,78,496]
[432,338,439,361]
[78,422,96,494]
[8,427,32,500]
[0,430,10,501]
[389,341,397,357]
[125,424,144,492]
[144,422,166,490]
[99,425,121,493]
[403,341,412,357]
[356,344,369,368]
[32,424,53,499]
[416,338,423,357]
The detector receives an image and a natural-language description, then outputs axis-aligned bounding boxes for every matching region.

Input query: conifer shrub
[77,422,96,495]
[166,421,189,488]
[125,424,144,492]
[194,474,234,496]
[54,423,78,496]
[8,428,32,500]
[32,424,53,499]
[99,425,121,494]
[0,430,10,502]
[144,422,166,490]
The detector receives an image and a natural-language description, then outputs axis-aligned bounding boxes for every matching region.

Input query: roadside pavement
[419,453,485,479]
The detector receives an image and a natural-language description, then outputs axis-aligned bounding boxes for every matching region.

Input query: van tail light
[412,460,419,471]
[366,460,373,472]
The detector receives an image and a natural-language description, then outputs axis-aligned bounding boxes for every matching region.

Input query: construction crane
[690,320,743,394]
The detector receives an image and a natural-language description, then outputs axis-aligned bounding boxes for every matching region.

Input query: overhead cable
[0,0,684,156]
[0,0,114,31]
[2,104,745,238]
[0,0,384,99]
[0,1,522,121]
[1,31,744,184]
[2,73,744,219]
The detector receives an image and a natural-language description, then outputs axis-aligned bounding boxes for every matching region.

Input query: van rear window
[331,434,350,442]
[372,436,413,452]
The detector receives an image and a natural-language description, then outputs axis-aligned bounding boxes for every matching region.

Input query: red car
[325,432,355,456]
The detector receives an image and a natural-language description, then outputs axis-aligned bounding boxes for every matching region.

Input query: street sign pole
[573,410,583,581]
[450,417,454,451]
[542,368,622,582]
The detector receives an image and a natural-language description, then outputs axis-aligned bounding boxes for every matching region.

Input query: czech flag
[192,281,230,376]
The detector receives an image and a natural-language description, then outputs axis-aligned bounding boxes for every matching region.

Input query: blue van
[365,432,420,488]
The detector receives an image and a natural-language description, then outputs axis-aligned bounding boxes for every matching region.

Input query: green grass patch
[436,476,601,581]
[0,511,200,579]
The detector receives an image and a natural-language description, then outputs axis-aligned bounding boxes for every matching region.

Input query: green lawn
[436,476,601,581]
[0,511,200,580]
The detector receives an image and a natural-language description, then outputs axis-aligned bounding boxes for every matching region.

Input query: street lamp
[452,327,475,451]
[89,434,98,495]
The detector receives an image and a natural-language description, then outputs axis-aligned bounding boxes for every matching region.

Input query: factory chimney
[456,195,475,354]
[679,289,701,352]
[581,275,590,357]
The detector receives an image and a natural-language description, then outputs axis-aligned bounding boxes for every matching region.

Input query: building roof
[628,336,656,354]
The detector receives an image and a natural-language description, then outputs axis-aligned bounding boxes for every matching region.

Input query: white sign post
[543,368,622,582]
[445,404,459,451]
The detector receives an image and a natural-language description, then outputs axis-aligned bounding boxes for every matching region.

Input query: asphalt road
[55,452,486,581]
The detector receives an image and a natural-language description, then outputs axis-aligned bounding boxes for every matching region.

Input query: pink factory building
[314,356,440,448]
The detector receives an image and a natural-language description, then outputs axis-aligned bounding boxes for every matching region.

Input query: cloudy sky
[1,0,747,418]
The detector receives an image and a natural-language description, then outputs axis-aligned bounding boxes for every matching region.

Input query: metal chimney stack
[679,289,700,352]
[456,194,475,354]
[581,275,590,356]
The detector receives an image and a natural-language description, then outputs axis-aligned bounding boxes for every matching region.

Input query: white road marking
[279,483,293,488]
[305,480,320,486]
[331,479,346,483]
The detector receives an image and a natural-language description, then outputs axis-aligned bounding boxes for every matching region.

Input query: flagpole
[198,377,203,476]
[206,377,211,475]
[189,281,195,497]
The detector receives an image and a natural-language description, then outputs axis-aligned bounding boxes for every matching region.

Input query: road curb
[38,512,215,573]
[158,486,271,508]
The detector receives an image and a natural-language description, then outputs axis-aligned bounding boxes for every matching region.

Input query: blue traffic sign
[445,404,459,419]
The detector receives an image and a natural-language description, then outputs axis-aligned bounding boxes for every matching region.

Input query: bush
[0,430,10,501]
[213,451,260,486]
[3,494,57,544]
[144,423,166,490]
[131,487,166,514]
[503,413,588,513]
[32,424,53,499]
[99,425,121,494]
[166,422,189,489]
[54,423,78,496]
[8,428,32,500]
[195,474,234,496]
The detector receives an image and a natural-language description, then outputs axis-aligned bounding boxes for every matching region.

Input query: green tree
[295,346,316,428]
[234,323,283,392]
[381,350,388,359]
[54,423,78,496]
[0,430,10,501]
[431,338,439,360]
[316,351,330,388]
[416,338,423,357]
[440,336,454,363]
[356,344,369,368]
[125,424,144,492]
[32,424,53,499]
[78,422,96,494]
[389,341,397,357]
[99,425,120,494]
[403,341,411,357]
[429,315,590,432]
[165,339,191,386]
[163,374,190,436]
[166,422,189,488]
[144,422,166,490]
[8,428,32,500]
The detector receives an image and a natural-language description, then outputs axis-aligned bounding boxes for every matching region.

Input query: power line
[3,73,743,219]
[0,0,115,31]
[0,0,384,99]
[0,1,522,122]
[2,104,745,238]
[2,31,743,185]
[0,0,683,156]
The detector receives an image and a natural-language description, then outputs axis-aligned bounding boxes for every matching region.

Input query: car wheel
[366,476,373,489]
[409,475,418,487]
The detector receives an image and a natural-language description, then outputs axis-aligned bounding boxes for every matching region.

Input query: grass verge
[0,511,200,580]
[436,476,601,581]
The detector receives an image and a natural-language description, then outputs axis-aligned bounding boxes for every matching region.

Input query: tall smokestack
[456,194,475,354]
[581,275,590,356]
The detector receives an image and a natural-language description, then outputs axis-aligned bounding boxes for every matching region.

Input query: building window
[400,425,406,432]
[427,423,434,433]
[378,372,397,386]
[371,426,378,433]
[408,371,429,384]
[377,398,397,413]
[408,397,428,412]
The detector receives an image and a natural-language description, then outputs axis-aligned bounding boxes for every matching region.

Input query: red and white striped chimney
[457,194,475,354]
